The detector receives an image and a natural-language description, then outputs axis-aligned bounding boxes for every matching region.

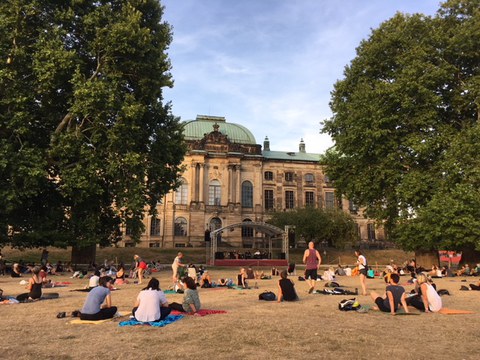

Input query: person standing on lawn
[303,241,322,294]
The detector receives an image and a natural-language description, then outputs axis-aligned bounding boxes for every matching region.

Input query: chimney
[299,138,305,153]
[264,136,270,151]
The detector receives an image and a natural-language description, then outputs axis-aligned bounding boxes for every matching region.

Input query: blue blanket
[118,314,184,327]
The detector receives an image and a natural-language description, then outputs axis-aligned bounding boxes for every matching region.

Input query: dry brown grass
[0,268,478,360]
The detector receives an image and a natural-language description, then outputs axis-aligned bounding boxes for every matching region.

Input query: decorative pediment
[188,123,262,155]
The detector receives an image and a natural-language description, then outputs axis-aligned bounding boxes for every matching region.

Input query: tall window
[285,172,294,182]
[349,200,358,214]
[208,180,221,205]
[242,181,253,208]
[242,219,254,238]
[150,217,161,236]
[325,192,335,209]
[305,192,315,207]
[175,178,188,205]
[367,223,376,241]
[174,217,187,236]
[264,189,274,210]
[264,171,273,181]
[304,173,314,183]
[285,190,294,209]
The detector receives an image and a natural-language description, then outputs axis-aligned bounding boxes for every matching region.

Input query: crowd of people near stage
[2,247,480,320]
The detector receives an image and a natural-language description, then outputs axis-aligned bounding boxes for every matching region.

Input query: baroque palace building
[121,115,383,248]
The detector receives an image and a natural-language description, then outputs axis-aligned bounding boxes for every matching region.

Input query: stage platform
[212,259,289,267]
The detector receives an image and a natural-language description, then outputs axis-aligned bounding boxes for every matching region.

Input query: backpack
[338,298,360,311]
[258,291,276,301]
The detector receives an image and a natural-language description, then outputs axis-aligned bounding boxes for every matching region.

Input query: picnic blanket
[69,311,128,324]
[170,309,227,317]
[438,308,475,315]
[118,314,184,327]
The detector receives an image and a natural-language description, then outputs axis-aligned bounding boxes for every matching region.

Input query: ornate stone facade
[121,115,383,248]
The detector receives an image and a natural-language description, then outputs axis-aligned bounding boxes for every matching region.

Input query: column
[235,165,241,204]
[227,165,233,203]
[190,163,197,202]
[199,163,205,203]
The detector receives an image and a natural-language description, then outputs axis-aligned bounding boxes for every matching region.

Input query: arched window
[304,173,314,183]
[242,181,253,208]
[209,217,222,243]
[242,219,254,238]
[208,180,221,205]
[175,178,188,205]
[174,217,187,236]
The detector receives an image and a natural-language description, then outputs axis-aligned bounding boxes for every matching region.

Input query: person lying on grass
[169,276,201,315]
[370,273,409,315]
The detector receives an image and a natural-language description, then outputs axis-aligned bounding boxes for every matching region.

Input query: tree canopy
[267,208,358,249]
[321,0,480,252]
[0,0,186,252]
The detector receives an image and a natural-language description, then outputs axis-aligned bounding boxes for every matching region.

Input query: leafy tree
[267,208,358,249]
[321,0,480,262]
[0,0,186,261]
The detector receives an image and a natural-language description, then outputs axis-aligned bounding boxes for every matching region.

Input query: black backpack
[258,291,276,301]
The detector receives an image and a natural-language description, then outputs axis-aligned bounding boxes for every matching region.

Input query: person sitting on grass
[114,263,128,285]
[79,276,117,321]
[406,273,442,312]
[132,277,171,322]
[277,270,299,302]
[370,273,409,315]
[86,270,100,290]
[200,271,212,288]
[169,277,201,315]
[237,268,248,288]
[11,263,22,278]
[16,266,43,302]
[246,267,255,280]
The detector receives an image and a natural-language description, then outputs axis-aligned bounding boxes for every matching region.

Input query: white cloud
[162,0,440,154]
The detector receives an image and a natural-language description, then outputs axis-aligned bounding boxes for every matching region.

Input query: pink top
[306,249,318,270]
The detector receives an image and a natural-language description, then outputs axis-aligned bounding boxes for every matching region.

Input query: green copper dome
[183,115,257,145]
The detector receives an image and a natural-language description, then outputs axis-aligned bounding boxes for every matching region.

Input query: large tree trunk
[71,244,97,267]
[415,249,439,269]
[459,243,480,266]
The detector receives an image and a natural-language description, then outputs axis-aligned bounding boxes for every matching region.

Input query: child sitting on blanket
[169,277,201,315]
[370,273,409,315]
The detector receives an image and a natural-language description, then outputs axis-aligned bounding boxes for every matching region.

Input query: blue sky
[161,0,441,154]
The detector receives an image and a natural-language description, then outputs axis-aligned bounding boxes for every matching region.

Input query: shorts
[374,297,390,312]
[138,261,147,270]
[359,267,368,276]
[305,269,318,280]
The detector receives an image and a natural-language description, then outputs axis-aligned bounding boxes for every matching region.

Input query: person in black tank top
[16,266,43,302]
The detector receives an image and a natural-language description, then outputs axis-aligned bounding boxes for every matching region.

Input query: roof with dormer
[183,115,256,145]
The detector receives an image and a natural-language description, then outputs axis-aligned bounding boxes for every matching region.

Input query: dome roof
[183,115,257,145]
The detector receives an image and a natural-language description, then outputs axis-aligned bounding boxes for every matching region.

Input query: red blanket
[170,309,227,317]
